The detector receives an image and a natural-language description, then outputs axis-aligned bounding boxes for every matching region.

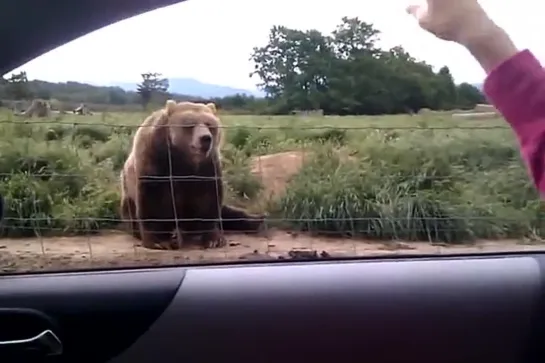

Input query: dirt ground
[2,150,544,273]
[1,230,545,273]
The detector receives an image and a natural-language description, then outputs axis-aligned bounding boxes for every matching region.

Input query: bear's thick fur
[120,100,265,250]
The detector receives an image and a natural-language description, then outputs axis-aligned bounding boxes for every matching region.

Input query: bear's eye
[206,122,218,131]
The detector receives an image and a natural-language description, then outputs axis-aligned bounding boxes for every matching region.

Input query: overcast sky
[5,0,544,91]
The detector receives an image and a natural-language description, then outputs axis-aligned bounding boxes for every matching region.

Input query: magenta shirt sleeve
[484,50,545,196]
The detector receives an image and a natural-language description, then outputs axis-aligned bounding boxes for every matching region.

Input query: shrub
[222,147,262,201]
[277,131,541,244]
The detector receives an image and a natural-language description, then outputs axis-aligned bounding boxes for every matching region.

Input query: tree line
[0,17,486,115]
[249,16,485,115]
[0,71,261,112]
[0,71,181,107]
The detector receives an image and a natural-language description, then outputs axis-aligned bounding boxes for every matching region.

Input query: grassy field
[0,107,541,247]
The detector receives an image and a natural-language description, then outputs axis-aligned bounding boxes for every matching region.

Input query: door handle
[0,329,63,356]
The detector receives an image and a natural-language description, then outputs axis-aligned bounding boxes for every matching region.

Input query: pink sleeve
[484,50,545,196]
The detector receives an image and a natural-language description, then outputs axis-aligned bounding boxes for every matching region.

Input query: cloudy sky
[6,0,544,91]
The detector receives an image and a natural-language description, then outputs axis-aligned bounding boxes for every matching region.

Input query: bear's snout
[199,134,212,152]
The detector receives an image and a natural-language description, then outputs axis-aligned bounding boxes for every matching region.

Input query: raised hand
[406,0,495,47]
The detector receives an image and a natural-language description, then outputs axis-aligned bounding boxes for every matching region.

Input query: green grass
[0,108,541,244]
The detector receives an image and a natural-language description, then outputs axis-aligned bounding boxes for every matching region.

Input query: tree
[331,16,381,60]
[250,25,336,113]
[250,17,485,115]
[5,71,32,100]
[108,88,128,105]
[136,72,169,108]
[456,83,486,109]
[429,66,458,110]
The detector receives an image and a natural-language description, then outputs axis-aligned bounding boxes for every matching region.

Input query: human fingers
[406,4,418,16]
[406,3,427,19]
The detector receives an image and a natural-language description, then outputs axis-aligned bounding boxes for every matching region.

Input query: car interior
[1,0,545,363]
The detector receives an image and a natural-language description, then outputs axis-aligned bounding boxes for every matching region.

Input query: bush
[277,128,541,243]
[0,122,119,236]
[222,147,262,201]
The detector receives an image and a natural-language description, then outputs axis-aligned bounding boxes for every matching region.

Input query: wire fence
[0,118,514,129]
[0,114,543,272]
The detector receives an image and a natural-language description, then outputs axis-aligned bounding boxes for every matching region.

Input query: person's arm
[479,30,545,195]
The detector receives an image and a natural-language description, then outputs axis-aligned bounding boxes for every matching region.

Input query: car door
[2,1,545,363]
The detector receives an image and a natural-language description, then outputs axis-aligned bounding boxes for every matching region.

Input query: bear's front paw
[141,240,167,250]
[157,241,177,250]
[201,228,227,249]
[248,214,268,235]
[144,241,176,250]
[142,237,180,251]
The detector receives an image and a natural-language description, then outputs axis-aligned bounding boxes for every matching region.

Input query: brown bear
[120,100,265,250]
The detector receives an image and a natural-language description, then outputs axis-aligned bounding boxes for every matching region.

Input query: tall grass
[0,108,540,244]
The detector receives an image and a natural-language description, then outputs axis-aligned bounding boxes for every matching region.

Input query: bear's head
[163,100,222,163]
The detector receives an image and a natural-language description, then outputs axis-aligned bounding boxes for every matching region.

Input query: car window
[0,0,542,274]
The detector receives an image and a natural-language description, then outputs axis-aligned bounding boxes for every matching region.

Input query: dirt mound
[251,151,307,198]
[250,149,357,199]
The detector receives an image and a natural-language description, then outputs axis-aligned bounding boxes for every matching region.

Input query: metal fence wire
[0,114,542,273]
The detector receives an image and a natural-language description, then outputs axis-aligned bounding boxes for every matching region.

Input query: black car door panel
[0,255,543,363]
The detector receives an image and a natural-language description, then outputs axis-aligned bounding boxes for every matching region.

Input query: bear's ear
[165,100,177,116]
[205,103,217,114]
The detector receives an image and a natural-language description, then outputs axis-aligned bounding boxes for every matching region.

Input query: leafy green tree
[250,17,486,115]
[457,82,486,109]
[331,16,381,59]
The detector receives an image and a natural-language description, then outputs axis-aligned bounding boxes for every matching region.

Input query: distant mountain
[110,78,263,99]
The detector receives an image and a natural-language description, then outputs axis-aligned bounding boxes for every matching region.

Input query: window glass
[1,0,543,274]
